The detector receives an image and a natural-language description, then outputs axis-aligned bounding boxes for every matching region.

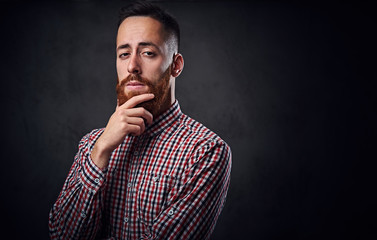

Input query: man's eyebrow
[117,43,130,51]
[117,42,159,52]
[138,42,159,49]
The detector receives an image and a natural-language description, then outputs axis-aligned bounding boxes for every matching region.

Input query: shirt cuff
[79,154,107,192]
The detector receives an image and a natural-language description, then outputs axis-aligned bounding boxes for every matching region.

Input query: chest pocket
[136,173,177,226]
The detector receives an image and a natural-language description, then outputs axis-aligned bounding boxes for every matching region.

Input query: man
[49,2,231,239]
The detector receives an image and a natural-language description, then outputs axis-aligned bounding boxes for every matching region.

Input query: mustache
[120,74,151,86]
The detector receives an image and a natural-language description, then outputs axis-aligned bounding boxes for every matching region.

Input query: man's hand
[91,93,154,169]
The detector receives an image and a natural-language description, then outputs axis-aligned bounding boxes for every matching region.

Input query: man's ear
[171,53,184,77]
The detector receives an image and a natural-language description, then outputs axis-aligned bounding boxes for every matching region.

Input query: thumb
[116,99,120,110]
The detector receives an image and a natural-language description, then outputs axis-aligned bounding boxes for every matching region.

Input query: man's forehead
[116,16,167,47]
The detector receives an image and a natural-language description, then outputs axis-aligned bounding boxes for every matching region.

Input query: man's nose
[127,54,141,74]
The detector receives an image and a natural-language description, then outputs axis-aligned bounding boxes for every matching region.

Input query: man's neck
[154,94,174,119]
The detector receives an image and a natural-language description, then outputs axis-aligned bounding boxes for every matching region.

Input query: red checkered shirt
[49,101,232,240]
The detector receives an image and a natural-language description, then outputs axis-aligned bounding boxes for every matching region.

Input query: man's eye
[119,53,130,58]
[143,51,155,57]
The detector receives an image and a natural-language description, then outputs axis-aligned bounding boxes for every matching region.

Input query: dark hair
[118,1,180,51]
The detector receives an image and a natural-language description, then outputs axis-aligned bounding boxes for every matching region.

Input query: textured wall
[1,1,375,239]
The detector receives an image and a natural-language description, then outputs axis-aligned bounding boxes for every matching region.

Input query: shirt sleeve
[49,129,107,240]
[143,139,232,240]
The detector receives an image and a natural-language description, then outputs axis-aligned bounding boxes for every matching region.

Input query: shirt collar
[143,100,182,137]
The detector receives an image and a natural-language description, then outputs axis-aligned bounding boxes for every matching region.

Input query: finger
[120,93,155,109]
[141,108,153,125]
[124,107,153,125]
[126,117,146,133]
[127,124,143,136]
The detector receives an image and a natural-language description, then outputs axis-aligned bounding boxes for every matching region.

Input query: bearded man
[49,2,231,239]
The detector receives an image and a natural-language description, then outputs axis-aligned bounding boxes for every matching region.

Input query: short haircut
[118,1,180,52]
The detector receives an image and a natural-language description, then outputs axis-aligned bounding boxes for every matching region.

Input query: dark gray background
[1,0,376,239]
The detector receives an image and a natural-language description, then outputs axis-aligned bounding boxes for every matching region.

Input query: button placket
[133,135,147,160]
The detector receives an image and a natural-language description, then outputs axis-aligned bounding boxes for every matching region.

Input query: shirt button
[168,210,174,216]
[124,217,128,223]
[81,212,86,218]
[94,178,99,184]
[134,151,139,156]
[128,183,132,188]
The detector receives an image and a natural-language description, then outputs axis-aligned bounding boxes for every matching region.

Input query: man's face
[116,16,174,116]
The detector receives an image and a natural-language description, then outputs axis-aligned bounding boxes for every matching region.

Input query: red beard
[116,66,172,117]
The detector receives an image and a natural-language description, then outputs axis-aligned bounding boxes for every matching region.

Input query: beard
[116,66,172,117]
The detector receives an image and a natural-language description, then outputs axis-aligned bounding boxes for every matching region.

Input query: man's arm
[48,130,107,239]
[145,139,232,240]
[49,94,154,239]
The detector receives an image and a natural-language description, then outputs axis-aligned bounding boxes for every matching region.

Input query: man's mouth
[126,81,147,91]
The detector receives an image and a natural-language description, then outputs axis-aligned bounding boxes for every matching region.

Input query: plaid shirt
[49,101,231,240]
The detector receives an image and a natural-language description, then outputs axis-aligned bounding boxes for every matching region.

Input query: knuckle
[120,122,128,130]
[119,115,128,122]
[134,125,141,134]
[117,109,126,116]
[137,118,144,125]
